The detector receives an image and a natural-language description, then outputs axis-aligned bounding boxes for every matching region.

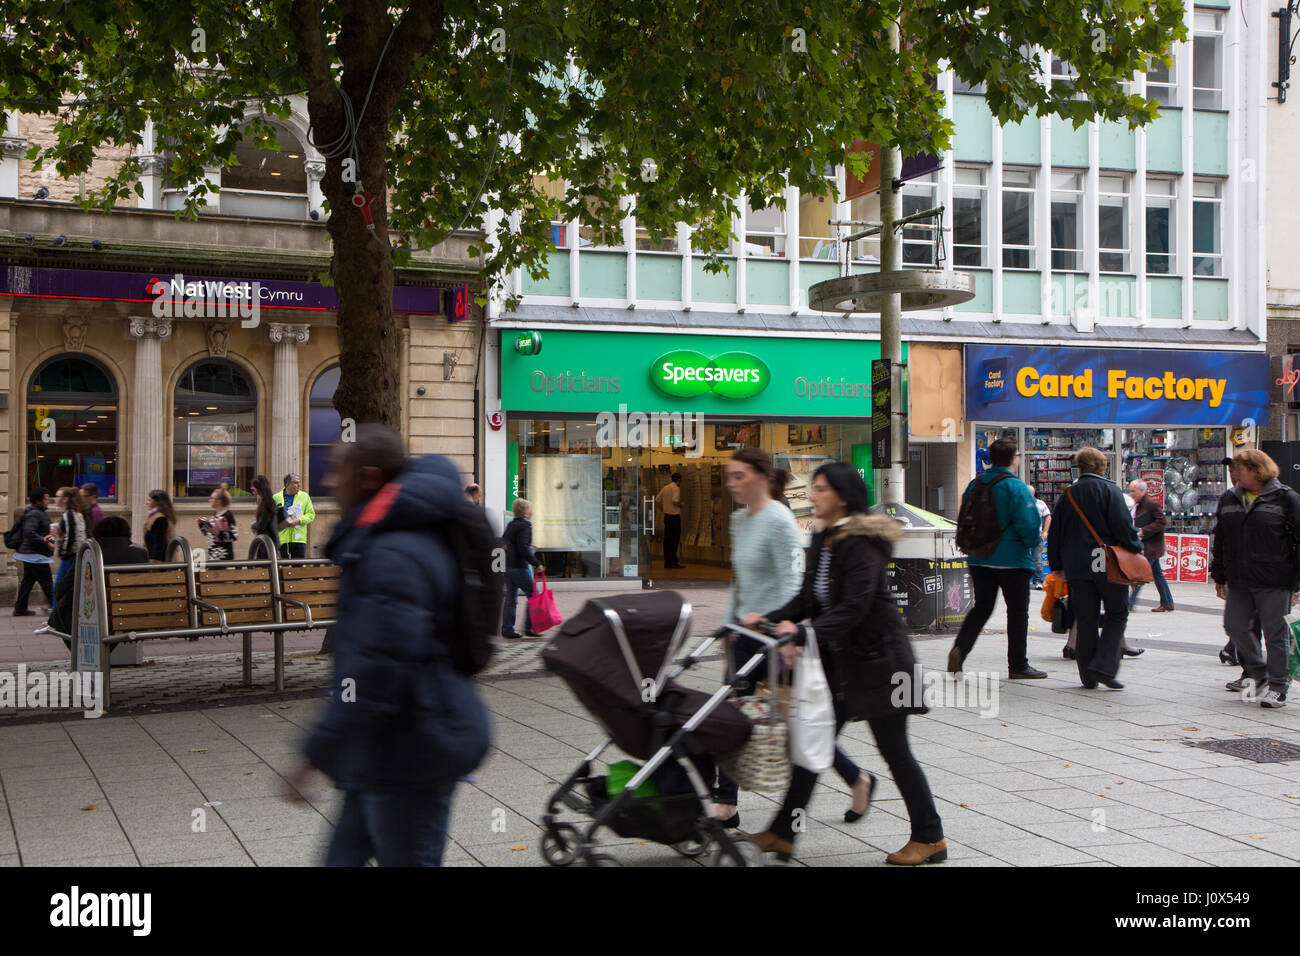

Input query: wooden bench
[66,534,339,712]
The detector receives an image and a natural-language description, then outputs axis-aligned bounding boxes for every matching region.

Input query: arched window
[218,126,309,219]
[172,360,257,499]
[27,356,119,500]
[308,365,341,498]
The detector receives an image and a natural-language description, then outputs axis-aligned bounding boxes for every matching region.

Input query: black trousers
[1068,574,1130,682]
[280,542,306,559]
[770,713,943,845]
[953,566,1032,671]
[663,514,681,566]
[15,561,55,614]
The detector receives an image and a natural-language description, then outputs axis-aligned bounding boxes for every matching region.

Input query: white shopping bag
[789,627,836,772]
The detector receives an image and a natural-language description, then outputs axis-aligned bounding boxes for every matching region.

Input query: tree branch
[290,0,342,136]
[375,0,445,105]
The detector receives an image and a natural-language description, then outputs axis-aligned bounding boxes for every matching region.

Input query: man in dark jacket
[13,487,55,616]
[1126,478,1174,612]
[1047,447,1143,689]
[501,498,544,638]
[1210,449,1300,708]
[286,424,490,865]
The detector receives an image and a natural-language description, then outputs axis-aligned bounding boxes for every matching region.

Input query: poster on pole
[871,359,891,465]
[187,423,236,487]
[529,455,602,552]
[1139,469,1165,507]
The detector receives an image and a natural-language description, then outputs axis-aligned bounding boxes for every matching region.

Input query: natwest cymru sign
[0,265,443,314]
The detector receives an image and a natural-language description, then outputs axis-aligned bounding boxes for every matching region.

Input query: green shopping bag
[1287,613,1300,680]
[606,760,658,799]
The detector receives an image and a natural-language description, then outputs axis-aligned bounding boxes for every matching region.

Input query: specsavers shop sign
[966,345,1269,426]
[501,330,889,417]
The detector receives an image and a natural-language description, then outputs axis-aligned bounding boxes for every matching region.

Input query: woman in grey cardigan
[713,448,874,829]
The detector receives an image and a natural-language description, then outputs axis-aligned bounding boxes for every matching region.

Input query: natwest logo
[150,273,261,328]
[650,350,770,399]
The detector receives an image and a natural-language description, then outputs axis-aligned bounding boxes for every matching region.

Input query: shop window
[1192,10,1224,110]
[1050,57,1077,96]
[216,125,310,220]
[172,360,257,500]
[308,365,341,498]
[846,188,879,263]
[634,221,677,253]
[1145,176,1177,274]
[1002,167,1036,269]
[744,194,787,257]
[799,168,840,261]
[901,172,939,266]
[1146,53,1178,108]
[27,356,119,502]
[531,174,569,247]
[1192,179,1222,277]
[577,193,626,250]
[952,75,986,95]
[1098,174,1131,273]
[952,166,987,268]
[1050,171,1084,270]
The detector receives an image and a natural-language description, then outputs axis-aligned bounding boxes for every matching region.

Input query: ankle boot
[745,829,795,862]
[886,838,948,865]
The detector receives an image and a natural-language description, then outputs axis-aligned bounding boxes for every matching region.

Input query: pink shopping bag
[527,569,564,632]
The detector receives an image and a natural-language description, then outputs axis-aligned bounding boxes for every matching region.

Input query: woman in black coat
[742,462,944,865]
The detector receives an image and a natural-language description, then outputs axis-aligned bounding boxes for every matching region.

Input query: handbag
[716,692,791,793]
[1065,488,1153,586]
[1051,596,1074,634]
[788,628,835,772]
[526,568,564,632]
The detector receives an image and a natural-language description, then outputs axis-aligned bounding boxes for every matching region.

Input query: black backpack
[3,514,22,550]
[436,507,506,676]
[956,473,1012,558]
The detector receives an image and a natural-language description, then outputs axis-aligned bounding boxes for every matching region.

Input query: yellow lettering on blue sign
[1016,367,1093,399]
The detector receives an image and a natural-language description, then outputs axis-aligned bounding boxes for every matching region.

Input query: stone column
[268,323,309,488]
[129,316,172,545]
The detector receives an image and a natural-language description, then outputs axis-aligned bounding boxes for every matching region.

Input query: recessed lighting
[270,171,281,176]
[189,411,200,416]
[205,406,218,410]
[287,153,300,159]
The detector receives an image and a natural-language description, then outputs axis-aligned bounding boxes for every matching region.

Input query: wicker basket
[717,697,792,793]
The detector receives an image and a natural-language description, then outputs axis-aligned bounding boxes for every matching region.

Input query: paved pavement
[5,579,1300,866]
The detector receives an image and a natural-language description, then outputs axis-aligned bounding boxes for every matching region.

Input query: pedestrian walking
[249,475,284,548]
[1209,449,1300,708]
[713,449,876,831]
[12,487,55,617]
[1127,478,1174,613]
[742,462,944,865]
[1214,457,1260,667]
[949,438,1047,679]
[465,483,482,505]
[286,424,491,866]
[80,483,105,531]
[657,472,685,568]
[501,498,544,639]
[52,486,90,590]
[1028,484,1051,589]
[1047,447,1143,690]
[273,473,315,558]
[197,488,237,562]
[44,517,149,639]
[143,490,176,562]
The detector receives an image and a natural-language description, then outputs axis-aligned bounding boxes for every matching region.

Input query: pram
[539,591,789,866]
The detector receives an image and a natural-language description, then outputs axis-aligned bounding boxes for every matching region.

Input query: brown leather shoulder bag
[1065,487,1153,586]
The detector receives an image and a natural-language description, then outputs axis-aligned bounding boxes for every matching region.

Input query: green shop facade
[494,328,898,581]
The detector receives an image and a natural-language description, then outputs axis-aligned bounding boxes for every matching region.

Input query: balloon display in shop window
[1183,490,1199,509]
[1184,464,1198,484]
[1165,492,1182,512]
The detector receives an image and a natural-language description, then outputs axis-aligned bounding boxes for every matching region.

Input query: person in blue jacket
[948,437,1048,679]
[284,424,490,866]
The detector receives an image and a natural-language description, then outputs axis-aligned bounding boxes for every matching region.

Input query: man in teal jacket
[948,438,1047,679]
[274,473,315,558]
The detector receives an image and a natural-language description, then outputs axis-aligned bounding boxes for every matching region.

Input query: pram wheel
[540,824,582,867]
[672,825,712,858]
[709,833,765,867]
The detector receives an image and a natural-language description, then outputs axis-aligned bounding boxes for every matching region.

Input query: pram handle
[712,622,796,648]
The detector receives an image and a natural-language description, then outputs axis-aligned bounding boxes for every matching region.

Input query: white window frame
[1192,178,1223,277]
[951,165,988,268]
[1050,171,1085,271]
[1192,9,1225,110]
[743,194,788,258]
[1001,167,1036,269]
[900,171,939,266]
[799,164,841,262]
[1146,52,1178,108]
[1098,173,1131,274]
[1144,175,1177,275]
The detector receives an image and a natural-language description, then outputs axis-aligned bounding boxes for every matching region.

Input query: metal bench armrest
[274,594,313,627]
[188,597,229,631]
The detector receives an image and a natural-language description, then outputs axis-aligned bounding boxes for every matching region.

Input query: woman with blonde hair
[52,486,91,588]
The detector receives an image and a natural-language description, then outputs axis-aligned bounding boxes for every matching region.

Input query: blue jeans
[1129,556,1174,608]
[325,784,457,866]
[54,557,76,590]
[502,567,535,635]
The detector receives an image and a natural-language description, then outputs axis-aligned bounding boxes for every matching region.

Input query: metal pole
[879,18,905,506]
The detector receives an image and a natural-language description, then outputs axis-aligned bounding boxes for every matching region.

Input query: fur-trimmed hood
[822,512,905,547]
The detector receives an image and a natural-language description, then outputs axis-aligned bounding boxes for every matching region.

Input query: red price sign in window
[450,285,470,323]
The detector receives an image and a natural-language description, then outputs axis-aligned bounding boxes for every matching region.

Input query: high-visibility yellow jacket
[273,489,315,546]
